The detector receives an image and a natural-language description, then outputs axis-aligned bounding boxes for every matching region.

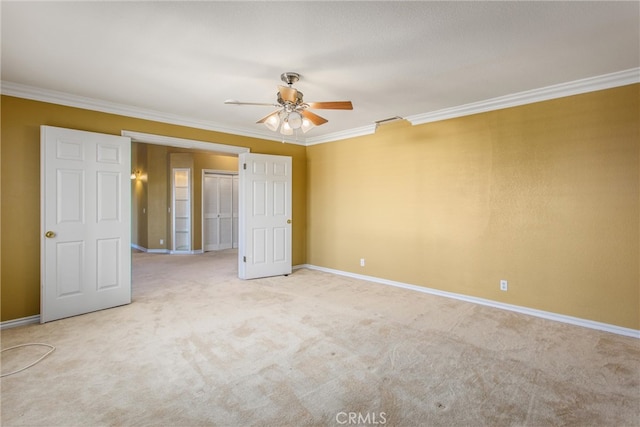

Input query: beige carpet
[1,250,638,426]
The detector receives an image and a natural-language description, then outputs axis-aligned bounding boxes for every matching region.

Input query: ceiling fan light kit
[225,72,353,137]
[287,111,303,129]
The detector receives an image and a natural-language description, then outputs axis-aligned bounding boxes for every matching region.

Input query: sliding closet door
[232,174,239,249]
[203,172,237,251]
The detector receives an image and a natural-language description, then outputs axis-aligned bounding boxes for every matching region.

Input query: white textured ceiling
[2,1,639,144]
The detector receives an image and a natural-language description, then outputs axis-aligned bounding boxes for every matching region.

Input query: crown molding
[406,68,640,126]
[304,124,378,146]
[0,81,306,146]
[3,68,637,146]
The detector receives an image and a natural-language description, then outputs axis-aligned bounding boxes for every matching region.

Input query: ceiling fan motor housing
[281,72,300,86]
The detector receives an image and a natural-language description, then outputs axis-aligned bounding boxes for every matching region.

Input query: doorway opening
[124,131,249,272]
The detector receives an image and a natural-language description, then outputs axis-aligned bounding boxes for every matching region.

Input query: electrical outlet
[160,239,164,245]
[500,280,508,291]
[360,258,365,267]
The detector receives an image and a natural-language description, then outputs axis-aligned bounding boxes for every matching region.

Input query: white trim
[131,244,192,254]
[203,170,239,176]
[122,131,250,155]
[169,250,204,255]
[304,124,377,145]
[1,315,40,330]
[146,249,170,254]
[298,264,640,339]
[406,68,640,126]
[5,69,637,146]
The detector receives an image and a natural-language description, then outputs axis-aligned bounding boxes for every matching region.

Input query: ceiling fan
[224,72,353,135]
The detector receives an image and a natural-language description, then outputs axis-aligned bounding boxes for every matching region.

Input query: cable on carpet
[1,343,56,377]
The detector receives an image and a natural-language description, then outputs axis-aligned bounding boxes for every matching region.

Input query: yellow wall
[307,85,639,329]
[1,96,307,321]
[147,144,170,251]
[131,142,148,249]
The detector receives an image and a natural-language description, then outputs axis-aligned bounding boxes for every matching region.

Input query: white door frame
[122,131,250,156]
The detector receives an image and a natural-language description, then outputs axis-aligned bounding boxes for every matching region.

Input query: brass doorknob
[287,219,292,224]
[45,231,56,238]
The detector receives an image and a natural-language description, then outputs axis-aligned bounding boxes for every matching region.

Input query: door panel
[58,169,84,223]
[273,227,287,262]
[41,126,131,323]
[97,172,120,221]
[56,241,84,297]
[238,153,292,279]
[97,238,120,290]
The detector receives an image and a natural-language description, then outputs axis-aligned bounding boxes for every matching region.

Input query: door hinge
[243,256,246,262]
[243,163,247,170]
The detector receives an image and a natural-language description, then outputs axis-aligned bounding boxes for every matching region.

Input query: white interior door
[238,153,292,279]
[41,126,131,323]
[203,173,234,251]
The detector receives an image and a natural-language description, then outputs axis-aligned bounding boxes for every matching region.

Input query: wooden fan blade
[225,100,278,107]
[256,110,281,124]
[301,110,328,126]
[278,85,298,103]
[306,101,353,110]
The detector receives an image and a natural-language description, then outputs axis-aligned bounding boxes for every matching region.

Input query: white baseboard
[132,244,169,254]
[131,243,147,252]
[298,264,640,339]
[169,249,204,255]
[1,315,40,330]
[133,244,202,255]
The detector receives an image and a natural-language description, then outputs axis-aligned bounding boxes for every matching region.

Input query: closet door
[232,174,239,249]
[203,173,234,251]
[218,175,233,250]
